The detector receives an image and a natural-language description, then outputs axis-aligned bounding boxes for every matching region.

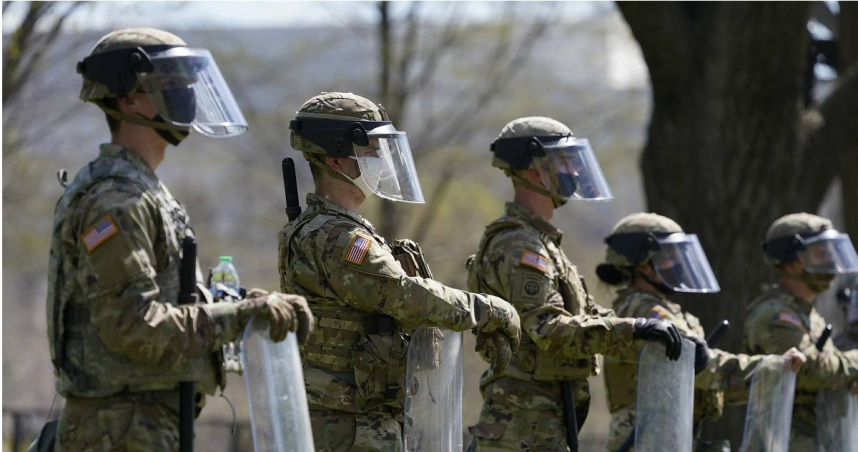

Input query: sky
[2,1,610,33]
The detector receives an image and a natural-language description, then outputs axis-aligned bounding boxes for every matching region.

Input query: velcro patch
[81,215,118,253]
[520,251,549,274]
[776,312,803,328]
[344,234,372,265]
[650,305,669,320]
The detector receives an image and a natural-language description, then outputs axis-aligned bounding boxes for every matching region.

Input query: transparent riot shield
[403,326,463,452]
[242,318,314,452]
[635,339,695,452]
[739,355,796,452]
[816,387,858,452]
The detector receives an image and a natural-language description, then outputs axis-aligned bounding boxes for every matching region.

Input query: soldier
[279,92,522,451]
[465,117,686,451]
[45,28,313,451]
[597,212,806,452]
[833,275,858,351]
[744,213,858,451]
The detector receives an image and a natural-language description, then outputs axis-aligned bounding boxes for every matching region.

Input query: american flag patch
[344,234,372,265]
[520,251,549,274]
[777,312,803,328]
[81,216,118,253]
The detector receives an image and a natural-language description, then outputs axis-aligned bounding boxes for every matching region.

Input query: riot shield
[242,318,314,452]
[634,339,695,452]
[738,355,796,452]
[816,387,858,452]
[403,326,464,452]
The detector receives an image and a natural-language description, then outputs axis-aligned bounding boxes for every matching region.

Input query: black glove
[633,318,683,361]
[687,336,710,374]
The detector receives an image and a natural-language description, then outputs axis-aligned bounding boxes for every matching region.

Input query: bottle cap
[219,256,233,263]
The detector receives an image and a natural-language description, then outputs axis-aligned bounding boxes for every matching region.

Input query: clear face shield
[650,233,721,293]
[796,230,858,275]
[350,124,425,203]
[534,137,613,202]
[137,47,247,137]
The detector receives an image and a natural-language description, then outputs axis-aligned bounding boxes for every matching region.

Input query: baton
[617,319,730,452]
[561,381,579,451]
[179,237,199,452]
[282,158,302,221]
[816,324,833,351]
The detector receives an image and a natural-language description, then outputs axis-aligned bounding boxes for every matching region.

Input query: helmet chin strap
[95,99,190,146]
[506,170,568,208]
[305,153,366,190]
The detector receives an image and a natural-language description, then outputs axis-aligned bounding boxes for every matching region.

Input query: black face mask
[556,172,579,198]
[642,263,677,296]
[160,87,197,124]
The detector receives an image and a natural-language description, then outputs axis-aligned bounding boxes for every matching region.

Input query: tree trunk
[617,2,858,446]
[838,3,858,240]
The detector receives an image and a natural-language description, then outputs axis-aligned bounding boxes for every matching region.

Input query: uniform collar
[306,193,380,235]
[770,284,813,317]
[504,202,563,243]
[99,143,158,179]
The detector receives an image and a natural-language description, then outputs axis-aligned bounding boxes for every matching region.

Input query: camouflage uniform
[281,92,519,452]
[743,213,858,451]
[466,202,641,451]
[48,144,238,450]
[744,286,858,451]
[605,288,763,452]
[46,28,310,451]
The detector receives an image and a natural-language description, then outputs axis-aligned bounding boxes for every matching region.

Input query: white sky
[3,1,611,32]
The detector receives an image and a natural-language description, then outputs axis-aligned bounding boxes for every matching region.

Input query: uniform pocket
[96,402,136,448]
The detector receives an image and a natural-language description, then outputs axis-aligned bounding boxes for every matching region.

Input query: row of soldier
[36,27,858,452]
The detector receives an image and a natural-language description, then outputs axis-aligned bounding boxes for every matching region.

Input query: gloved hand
[687,336,710,374]
[781,347,806,373]
[633,318,683,361]
[238,288,314,343]
[474,294,521,375]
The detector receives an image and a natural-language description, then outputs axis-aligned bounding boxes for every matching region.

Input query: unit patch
[524,280,541,296]
[520,251,550,274]
[650,305,669,320]
[344,234,372,265]
[81,215,118,253]
[776,312,803,328]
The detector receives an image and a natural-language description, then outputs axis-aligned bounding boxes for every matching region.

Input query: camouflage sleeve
[697,348,765,402]
[485,231,635,360]
[76,186,240,369]
[323,224,482,332]
[746,304,858,391]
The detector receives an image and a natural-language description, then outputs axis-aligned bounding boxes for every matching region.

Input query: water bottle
[210,255,240,295]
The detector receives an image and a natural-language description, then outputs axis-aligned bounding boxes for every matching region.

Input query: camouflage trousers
[467,378,590,451]
[56,390,181,452]
[309,408,403,452]
[606,407,730,452]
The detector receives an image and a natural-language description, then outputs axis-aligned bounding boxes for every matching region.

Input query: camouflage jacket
[466,202,638,409]
[605,288,765,421]
[47,144,239,398]
[745,285,858,435]
[278,194,491,416]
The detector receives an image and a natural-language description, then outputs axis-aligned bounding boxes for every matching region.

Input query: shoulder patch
[775,312,803,328]
[650,305,669,320]
[520,251,550,274]
[81,215,119,253]
[344,234,372,265]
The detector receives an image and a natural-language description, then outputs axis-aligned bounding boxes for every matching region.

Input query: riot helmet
[289,92,424,203]
[78,28,247,144]
[491,116,612,206]
[598,213,721,294]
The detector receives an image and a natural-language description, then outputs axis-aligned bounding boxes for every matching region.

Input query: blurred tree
[375,2,559,239]
[618,1,858,445]
[2,1,84,156]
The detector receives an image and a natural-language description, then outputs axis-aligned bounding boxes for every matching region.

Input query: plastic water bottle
[210,255,240,294]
